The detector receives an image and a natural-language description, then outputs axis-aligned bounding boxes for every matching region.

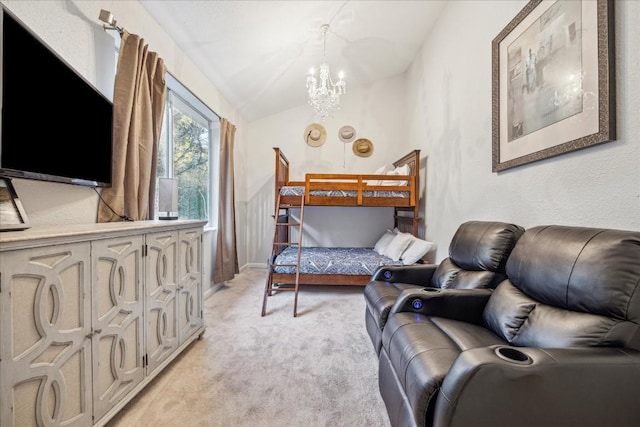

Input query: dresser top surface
[0,220,208,250]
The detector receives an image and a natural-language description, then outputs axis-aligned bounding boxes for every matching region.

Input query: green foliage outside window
[157,88,212,222]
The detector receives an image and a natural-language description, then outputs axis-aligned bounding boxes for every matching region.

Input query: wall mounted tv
[0,7,113,187]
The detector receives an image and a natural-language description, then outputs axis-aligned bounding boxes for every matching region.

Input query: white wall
[243,74,413,266]
[1,0,246,292]
[405,0,640,262]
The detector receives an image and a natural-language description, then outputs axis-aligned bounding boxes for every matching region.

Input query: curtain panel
[98,30,167,222]
[214,118,239,283]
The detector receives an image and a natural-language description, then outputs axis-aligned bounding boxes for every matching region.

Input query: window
[157,73,220,227]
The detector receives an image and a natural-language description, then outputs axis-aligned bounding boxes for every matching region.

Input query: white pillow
[379,169,400,186]
[374,164,389,174]
[368,164,390,185]
[380,164,411,186]
[382,232,414,261]
[373,229,396,255]
[401,237,435,265]
[394,164,410,186]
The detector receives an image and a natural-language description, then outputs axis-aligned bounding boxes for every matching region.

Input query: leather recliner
[365,221,525,354]
[378,225,640,427]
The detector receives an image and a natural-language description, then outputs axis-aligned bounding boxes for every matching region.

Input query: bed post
[392,149,421,237]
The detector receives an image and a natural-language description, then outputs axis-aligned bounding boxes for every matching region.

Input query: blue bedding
[273,246,403,275]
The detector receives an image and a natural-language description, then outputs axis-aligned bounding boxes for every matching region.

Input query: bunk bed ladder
[261,193,305,317]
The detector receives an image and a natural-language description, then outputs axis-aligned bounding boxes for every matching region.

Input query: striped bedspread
[273,246,403,275]
[280,186,409,198]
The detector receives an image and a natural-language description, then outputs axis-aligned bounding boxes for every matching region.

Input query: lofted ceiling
[140,0,446,122]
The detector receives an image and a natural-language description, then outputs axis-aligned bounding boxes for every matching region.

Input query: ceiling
[140,0,446,122]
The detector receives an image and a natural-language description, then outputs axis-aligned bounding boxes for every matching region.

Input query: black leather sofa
[365,221,525,355]
[375,225,640,427]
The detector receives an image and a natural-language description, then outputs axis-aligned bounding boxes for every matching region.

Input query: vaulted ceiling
[140,0,446,121]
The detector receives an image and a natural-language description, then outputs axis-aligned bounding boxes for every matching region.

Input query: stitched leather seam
[473,222,492,271]
[566,230,605,307]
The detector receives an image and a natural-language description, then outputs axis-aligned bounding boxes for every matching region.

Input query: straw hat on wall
[353,138,373,157]
[338,125,356,143]
[303,123,327,147]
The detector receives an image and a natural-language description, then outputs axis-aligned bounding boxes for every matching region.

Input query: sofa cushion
[431,258,505,290]
[505,225,640,321]
[449,221,524,272]
[483,281,638,347]
[482,225,640,349]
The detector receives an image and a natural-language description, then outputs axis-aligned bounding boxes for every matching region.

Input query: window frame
[160,72,220,230]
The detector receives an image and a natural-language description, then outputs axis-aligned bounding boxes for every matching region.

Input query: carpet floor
[106,267,390,427]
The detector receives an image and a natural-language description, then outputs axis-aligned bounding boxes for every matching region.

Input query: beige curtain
[214,118,239,283]
[98,30,167,222]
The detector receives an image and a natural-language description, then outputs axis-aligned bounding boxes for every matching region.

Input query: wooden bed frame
[270,147,421,287]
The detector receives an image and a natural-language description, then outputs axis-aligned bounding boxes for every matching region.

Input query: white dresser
[0,220,207,427]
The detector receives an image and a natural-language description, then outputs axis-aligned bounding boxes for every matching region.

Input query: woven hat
[353,138,373,157]
[303,123,327,147]
[338,125,356,143]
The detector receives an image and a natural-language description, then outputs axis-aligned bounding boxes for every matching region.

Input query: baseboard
[241,263,267,271]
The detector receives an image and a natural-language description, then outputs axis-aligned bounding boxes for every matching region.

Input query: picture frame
[492,0,615,172]
[0,176,30,231]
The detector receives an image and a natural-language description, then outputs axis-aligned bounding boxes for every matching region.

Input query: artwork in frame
[0,176,30,231]
[492,0,615,172]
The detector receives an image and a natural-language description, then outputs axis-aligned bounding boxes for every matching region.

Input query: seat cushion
[380,313,504,426]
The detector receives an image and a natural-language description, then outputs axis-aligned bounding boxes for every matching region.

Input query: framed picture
[0,176,30,231]
[492,0,615,172]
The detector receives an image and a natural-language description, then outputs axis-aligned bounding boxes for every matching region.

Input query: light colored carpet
[106,268,391,427]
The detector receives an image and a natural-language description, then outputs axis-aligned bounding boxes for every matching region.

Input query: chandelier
[306,24,346,120]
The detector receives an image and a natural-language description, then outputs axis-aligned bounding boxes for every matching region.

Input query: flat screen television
[0,7,113,187]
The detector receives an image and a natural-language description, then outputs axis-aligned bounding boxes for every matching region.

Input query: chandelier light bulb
[306,24,346,121]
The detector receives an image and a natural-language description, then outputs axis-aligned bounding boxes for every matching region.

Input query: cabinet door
[0,243,93,427]
[91,236,145,421]
[178,227,204,344]
[145,230,179,374]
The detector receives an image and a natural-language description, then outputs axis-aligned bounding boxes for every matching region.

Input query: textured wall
[405,0,640,262]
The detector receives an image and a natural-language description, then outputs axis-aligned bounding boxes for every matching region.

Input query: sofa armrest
[390,288,493,325]
[370,264,437,285]
[435,345,640,426]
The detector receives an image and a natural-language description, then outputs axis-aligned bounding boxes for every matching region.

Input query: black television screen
[0,7,113,187]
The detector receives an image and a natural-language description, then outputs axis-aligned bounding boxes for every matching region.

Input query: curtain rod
[98,9,123,35]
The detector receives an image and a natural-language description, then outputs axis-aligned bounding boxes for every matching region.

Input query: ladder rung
[271,263,299,267]
[274,242,299,246]
[276,222,299,226]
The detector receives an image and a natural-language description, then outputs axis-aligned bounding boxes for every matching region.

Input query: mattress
[280,186,409,198]
[273,246,404,275]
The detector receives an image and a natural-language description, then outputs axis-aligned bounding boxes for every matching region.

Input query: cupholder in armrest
[494,346,532,365]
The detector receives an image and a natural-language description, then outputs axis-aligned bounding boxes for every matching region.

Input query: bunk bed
[271,147,421,285]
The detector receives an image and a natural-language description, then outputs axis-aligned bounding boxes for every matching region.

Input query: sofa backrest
[484,225,640,350]
[431,221,525,290]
